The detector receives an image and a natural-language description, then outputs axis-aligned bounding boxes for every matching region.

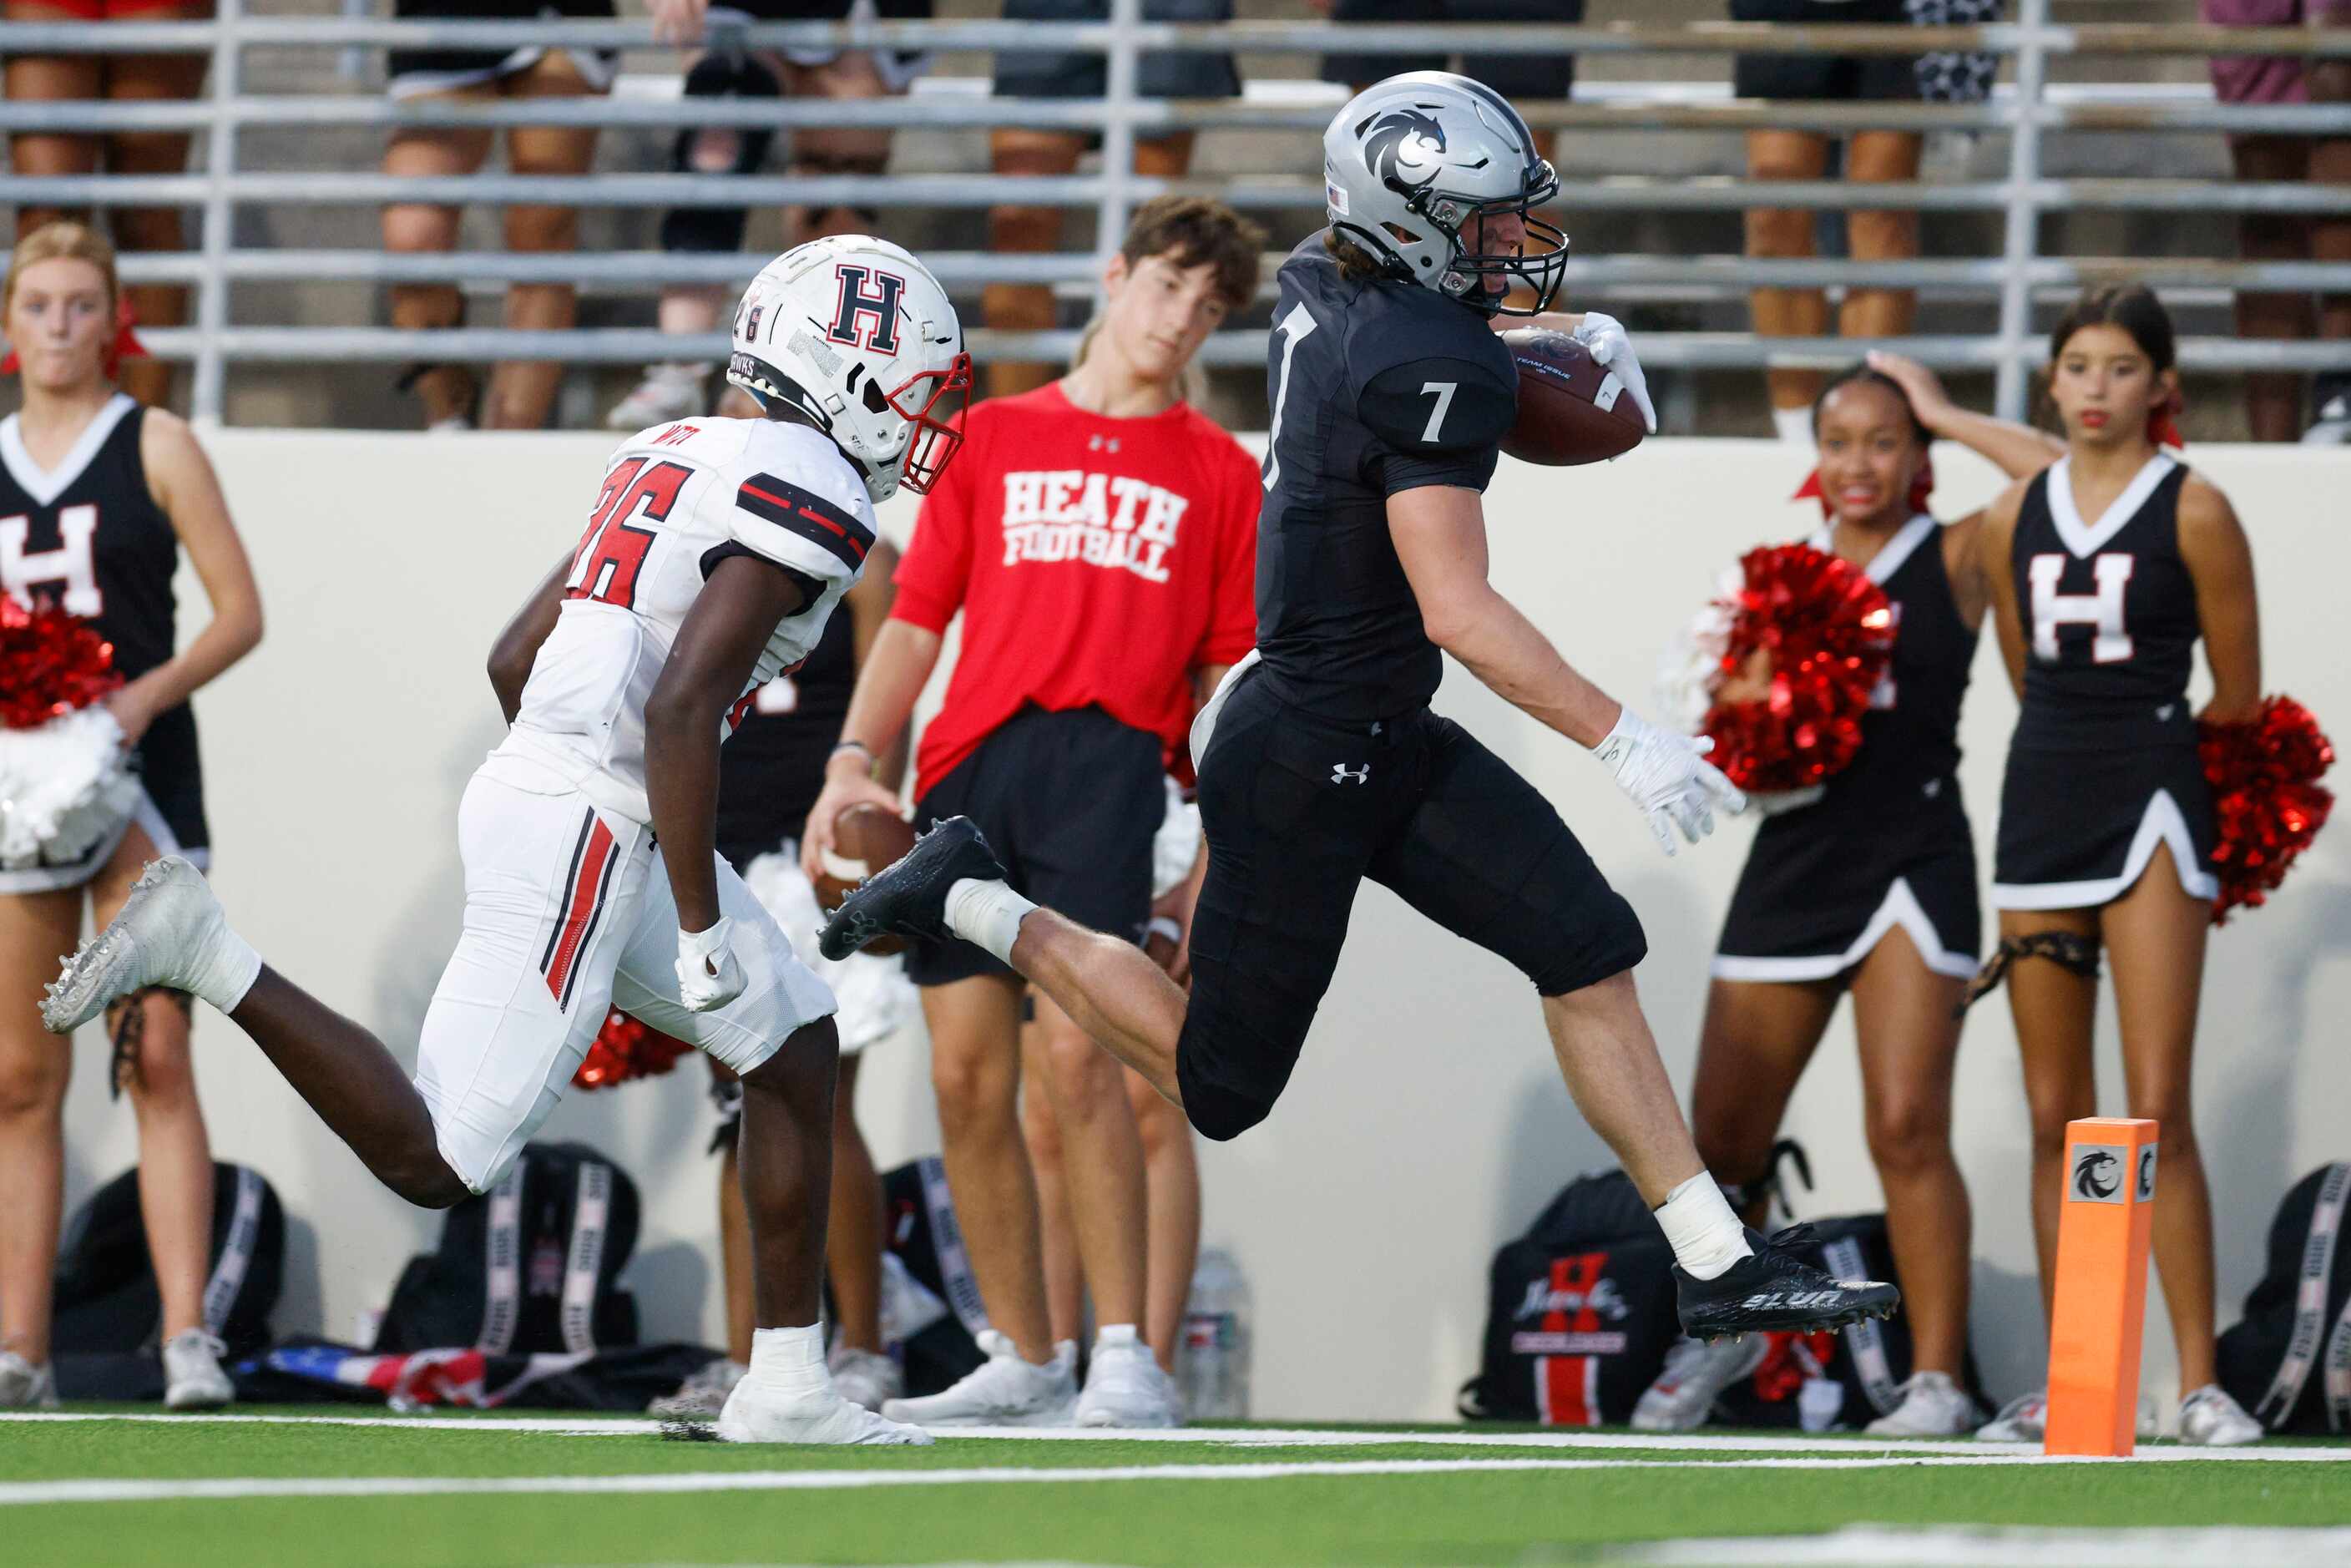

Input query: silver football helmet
[1322,71,1567,316]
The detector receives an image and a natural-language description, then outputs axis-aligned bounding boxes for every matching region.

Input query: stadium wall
[58,429,2351,1422]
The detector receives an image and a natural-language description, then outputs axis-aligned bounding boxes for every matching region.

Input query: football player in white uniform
[39,235,971,1445]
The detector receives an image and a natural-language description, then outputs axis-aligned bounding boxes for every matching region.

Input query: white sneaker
[41,858,260,1034]
[162,1329,234,1411]
[827,1346,902,1414]
[880,1330,1077,1428]
[646,1357,746,1419]
[715,1376,931,1445]
[1631,1333,1769,1433]
[2179,1383,2263,1447]
[1975,1388,2045,1441]
[607,362,710,430]
[1074,1324,1180,1429]
[1863,1370,1977,1437]
[0,1351,58,1408]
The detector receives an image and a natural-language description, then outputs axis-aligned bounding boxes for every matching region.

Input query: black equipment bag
[1458,1169,1681,1425]
[2218,1161,2351,1434]
[881,1156,988,1397]
[51,1160,283,1358]
[376,1141,640,1356]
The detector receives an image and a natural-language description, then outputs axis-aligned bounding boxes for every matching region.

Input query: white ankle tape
[945,878,1037,966]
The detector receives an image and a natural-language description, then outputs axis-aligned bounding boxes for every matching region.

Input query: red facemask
[888,352,973,495]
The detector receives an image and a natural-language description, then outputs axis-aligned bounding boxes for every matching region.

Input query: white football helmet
[726,235,972,503]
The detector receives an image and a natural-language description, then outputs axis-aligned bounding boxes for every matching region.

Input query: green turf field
[5,1409,2348,1566]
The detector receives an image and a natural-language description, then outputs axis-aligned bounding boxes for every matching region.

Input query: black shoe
[1672,1224,1901,1341]
[817,817,1007,962]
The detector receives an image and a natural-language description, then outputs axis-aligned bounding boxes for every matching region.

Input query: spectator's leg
[2226,134,2315,442]
[99,10,210,410]
[1124,1062,1196,1373]
[778,52,897,246]
[2,0,104,235]
[382,112,493,428]
[2310,35,2351,363]
[1838,129,1923,345]
[1019,1008,1089,1346]
[985,129,1085,400]
[1744,129,1833,420]
[825,1050,887,1355]
[1028,990,1148,1338]
[0,888,79,1374]
[484,52,604,431]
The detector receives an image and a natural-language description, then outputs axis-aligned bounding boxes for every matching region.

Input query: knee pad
[662,52,780,254]
[1177,1071,1271,1144]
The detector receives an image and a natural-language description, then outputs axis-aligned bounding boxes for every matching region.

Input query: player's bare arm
[645,553,810,937]
[800,615,942,879]
[486,554,573,724]
[114,409,262,746]
[2177,477,2262,724]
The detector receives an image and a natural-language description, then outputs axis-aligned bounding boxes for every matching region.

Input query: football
[1498,327,1647,466]
[813,803,918,956]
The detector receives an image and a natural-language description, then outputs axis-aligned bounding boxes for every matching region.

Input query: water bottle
[1178,1247,1251,1421]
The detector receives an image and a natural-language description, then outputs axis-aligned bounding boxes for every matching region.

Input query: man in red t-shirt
[805,197,1262,1427]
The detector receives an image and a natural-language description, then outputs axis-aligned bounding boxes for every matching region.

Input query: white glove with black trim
[1571,311,1658,436]
[675,917,746,1012]
[1595,707,1747,857]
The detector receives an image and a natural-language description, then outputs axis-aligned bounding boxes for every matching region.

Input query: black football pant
[1174,668,1647,1141]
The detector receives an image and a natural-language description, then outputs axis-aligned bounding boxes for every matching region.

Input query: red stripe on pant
[1537,1355,1596,1426]
[545,817,616,1005]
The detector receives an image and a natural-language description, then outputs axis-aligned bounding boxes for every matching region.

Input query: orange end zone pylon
[2045,1116,2159,1457]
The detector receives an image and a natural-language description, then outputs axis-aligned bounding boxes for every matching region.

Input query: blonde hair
[5,220,119,316]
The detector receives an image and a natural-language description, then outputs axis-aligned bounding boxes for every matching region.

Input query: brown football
[1498,327,1647,467]
[813,803,918,956]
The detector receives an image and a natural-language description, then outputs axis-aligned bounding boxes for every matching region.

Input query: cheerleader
[1633,357,2058,1436]
[1973,286,2263,1446]
[0,224,261,1408]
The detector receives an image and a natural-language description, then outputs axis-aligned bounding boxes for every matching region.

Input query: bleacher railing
[4,0,2350,422]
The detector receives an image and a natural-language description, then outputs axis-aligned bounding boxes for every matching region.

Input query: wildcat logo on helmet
[827,264,905,356]
[1362,108,1448,194]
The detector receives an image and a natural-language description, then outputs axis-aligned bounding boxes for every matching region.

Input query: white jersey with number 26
[485,417,877,823]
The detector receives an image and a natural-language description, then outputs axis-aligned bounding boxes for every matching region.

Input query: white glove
[675,918,746,1013]
[1595,707,1747,857]
[1571,311,1658,436]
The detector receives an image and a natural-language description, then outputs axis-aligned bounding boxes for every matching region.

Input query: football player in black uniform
[826,72,1900,1340]
[1974,286,2266,1447]
[0,223,263,1410]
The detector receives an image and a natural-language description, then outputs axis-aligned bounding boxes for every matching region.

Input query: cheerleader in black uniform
[1633,358,2061,1436]
[1972,287,2264,1447]
[0,224,261,1409]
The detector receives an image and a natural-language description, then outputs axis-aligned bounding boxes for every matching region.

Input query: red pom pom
[1700,544,1897,794]
[0,595,123,730]
[2199,695,2334,927]
[571,1009,695,1090]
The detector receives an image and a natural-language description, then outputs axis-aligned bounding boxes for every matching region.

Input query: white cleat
[1074,1325,1181,1429]
[2178,1383,2263,1447]
[715,1377,931,1445]
[163,1329,235,1411]
[40,858,257,1034]
[1863,1370,1977,1437]
[881,1331,1077,1428]
[1974,1388,2045,1442]
[647,1358,746,1419]
[0,1351,58,1408]
[1631,1333,1768,1433]
[827,1346,902,1414]
[606,362,710,430]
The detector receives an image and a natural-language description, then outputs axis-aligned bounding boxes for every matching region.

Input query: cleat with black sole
[817,817,1008,963]
[1673,1223,1902,1340]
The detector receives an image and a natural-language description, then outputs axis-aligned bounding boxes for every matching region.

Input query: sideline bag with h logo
[2218,1161,2351,1434]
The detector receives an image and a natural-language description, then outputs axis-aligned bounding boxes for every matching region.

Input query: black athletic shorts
[994,0,1240,104]
[1322,0,1583,103]
[1174,667,1647,1142]
[1730,0,1918,104]
[907,705,1163,987]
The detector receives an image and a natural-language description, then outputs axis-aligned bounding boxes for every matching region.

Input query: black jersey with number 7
[1252,233,1519,724]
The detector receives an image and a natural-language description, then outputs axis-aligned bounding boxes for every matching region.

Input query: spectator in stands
[804,197,1262,1428]
[382,0,616,429]
[2202,0,2351,443]
[1023,781,1205,1377]
[3,0,211,409]
[1733,0,2001,443]
[1313,0,1581,159]
[982,0,1241,400]
[609,0,933,429]
[0,222,263,1410]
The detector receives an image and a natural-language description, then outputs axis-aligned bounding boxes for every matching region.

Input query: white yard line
[1611,1524,2351,1566]
[4,1449,2351,1508]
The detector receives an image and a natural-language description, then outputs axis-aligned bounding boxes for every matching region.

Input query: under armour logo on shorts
[1331,763,1370,785]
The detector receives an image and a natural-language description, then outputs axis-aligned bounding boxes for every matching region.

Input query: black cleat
[1673,1224,1902,1341]
[817,816,1007,962]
